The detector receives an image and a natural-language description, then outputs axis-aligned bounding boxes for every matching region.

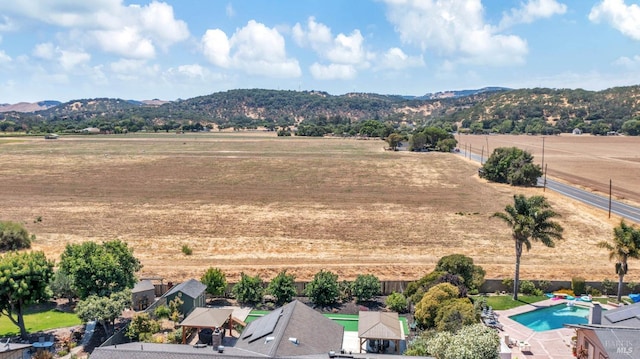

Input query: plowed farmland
[0,133,634,283]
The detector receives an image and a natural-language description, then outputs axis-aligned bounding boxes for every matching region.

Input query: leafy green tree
[0,221,33,251]
[201,267,227,298]
[480,147,542,186]
[435,254,485,291]
[409,132,426,151]
[597,221,640,302]
[436,138,458,152]
[59,240,141,299]
[493,195,564,300]
[0,251,54,339]
[126,312,160,341]
[434,298,476,332]
[621,119,640,136]
[232,273,264,305]
[406,324,499,358]
[305,270,340,308]
[385,292,408,313]
[267,270,297,306]
[352,274,380,303]
[414,283,459,329]
[385,133,403,150]
[75,289,131,335]
[50,269,77,304]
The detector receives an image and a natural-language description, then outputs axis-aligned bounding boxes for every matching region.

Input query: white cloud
[500,0,567,29]
[293,17,372,80]
[177,64,208,79]
[310,63,357,80]
[226,3,235,18]
[58,49,90,70]
[0,15,16,31]
[0,1,189,58]
[0,50,11,64]
[376,47,424,70]
[110,59,147,73]
[589,0,640,40]
[92,27,156,59]
[32,42,55,59]
[201,20,301,78]
[613,55,640,69]
[382,0,528,66]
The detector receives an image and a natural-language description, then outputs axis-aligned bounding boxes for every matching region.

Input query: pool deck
[495,299,614,359]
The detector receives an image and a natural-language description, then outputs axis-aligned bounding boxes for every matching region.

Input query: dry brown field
[0,132,635,284]
[457,133,640,205]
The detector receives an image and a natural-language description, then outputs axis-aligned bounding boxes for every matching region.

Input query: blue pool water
[509,304,590,332]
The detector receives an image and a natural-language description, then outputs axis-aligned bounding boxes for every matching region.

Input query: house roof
[164,279,206,299]
[133,280,155,293]
[0,342,32,353]
[357,311,403,340]
[601,303,640,328]
[234,300,343,358]
[180,308,233,329]
[90,343,428,359]
[570,325,640,358]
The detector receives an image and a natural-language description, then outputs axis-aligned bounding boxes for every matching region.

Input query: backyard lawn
[480,295,547,310]
[0,309,81,336]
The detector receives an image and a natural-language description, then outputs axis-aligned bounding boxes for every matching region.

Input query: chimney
[590,303,602,324]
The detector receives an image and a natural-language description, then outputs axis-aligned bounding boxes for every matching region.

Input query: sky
[1,0,640,103]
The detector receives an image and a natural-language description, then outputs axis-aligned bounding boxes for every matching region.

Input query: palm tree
[597,221,640,302]
[493,194,564,300]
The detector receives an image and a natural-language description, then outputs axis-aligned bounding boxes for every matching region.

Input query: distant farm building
[44,133,59,139]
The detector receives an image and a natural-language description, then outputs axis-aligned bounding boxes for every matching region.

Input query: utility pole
[609,179,612,219]
[543,164,548,192]
[541,136,545,170]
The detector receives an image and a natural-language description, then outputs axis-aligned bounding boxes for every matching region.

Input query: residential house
[132,279,156,311]
[161,279,206,316]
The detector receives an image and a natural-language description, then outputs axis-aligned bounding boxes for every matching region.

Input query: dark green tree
[435,254,485,291]
[59,240,141,299]
[0,221,33,251]
[385,292,408,313]
[201,267,227,298]
[385,133,403,150]
[493,195,564,300]
[597,221,640,302]
[621,119,640,136]
[352,274,380,303]
[0,251,54,339]
[267,270,297,306]
[232,273,264,305]
[305,270,340,308]
[480,147,542,186]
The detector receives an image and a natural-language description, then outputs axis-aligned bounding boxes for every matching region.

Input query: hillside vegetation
[1,86,640,136]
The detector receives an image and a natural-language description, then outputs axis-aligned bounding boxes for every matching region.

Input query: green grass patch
[0,309,81,336]
[480,295,547,310]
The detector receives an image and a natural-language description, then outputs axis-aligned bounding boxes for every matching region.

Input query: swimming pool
[509,304,591,331]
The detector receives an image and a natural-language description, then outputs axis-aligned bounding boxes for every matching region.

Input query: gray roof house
[132,279,156,311]
[568,302,640,358]
[162,279,207,316]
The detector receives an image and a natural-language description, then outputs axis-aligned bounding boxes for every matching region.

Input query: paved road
[457,150,640,223]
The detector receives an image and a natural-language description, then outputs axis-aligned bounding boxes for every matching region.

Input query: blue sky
[1,0,640,102]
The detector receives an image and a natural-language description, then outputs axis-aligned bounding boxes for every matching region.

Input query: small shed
[358,311,404,354]
[0,341,32,359]
[131,280,155,311]
[179,308,233,344]
[162,279,206,316]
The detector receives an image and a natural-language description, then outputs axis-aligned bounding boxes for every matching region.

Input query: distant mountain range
[414,87,511,100]
[0,100,62,113]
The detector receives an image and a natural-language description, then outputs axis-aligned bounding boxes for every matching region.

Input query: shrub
[57,350,69,357]
[572,277,586,295]
[480,147,542,186]
[126,313,160,341]
[627,281,638,293]
[338,280,353,302]
[434,298,476,332]
[0,221,33,251]
[385,292,408,313]
[519,280,539,295]
[601,279,616,296]
[305,270,340,307]
[181,244,193,255]
[435,254,485,291]
[154,305,171,319]
[414,283,459,329]
[168,328,182,344]
[585,286,602,297]
[501,278,513,293]
[536,280,551,292]
[352,274,381,303]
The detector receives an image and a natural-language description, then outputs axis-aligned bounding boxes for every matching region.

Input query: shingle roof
[234,300,343,357]
[164,279,206,299]
[132,280,155,293]
[357,311,403,340]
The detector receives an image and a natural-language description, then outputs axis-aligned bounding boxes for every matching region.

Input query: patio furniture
[518,341,531,352]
